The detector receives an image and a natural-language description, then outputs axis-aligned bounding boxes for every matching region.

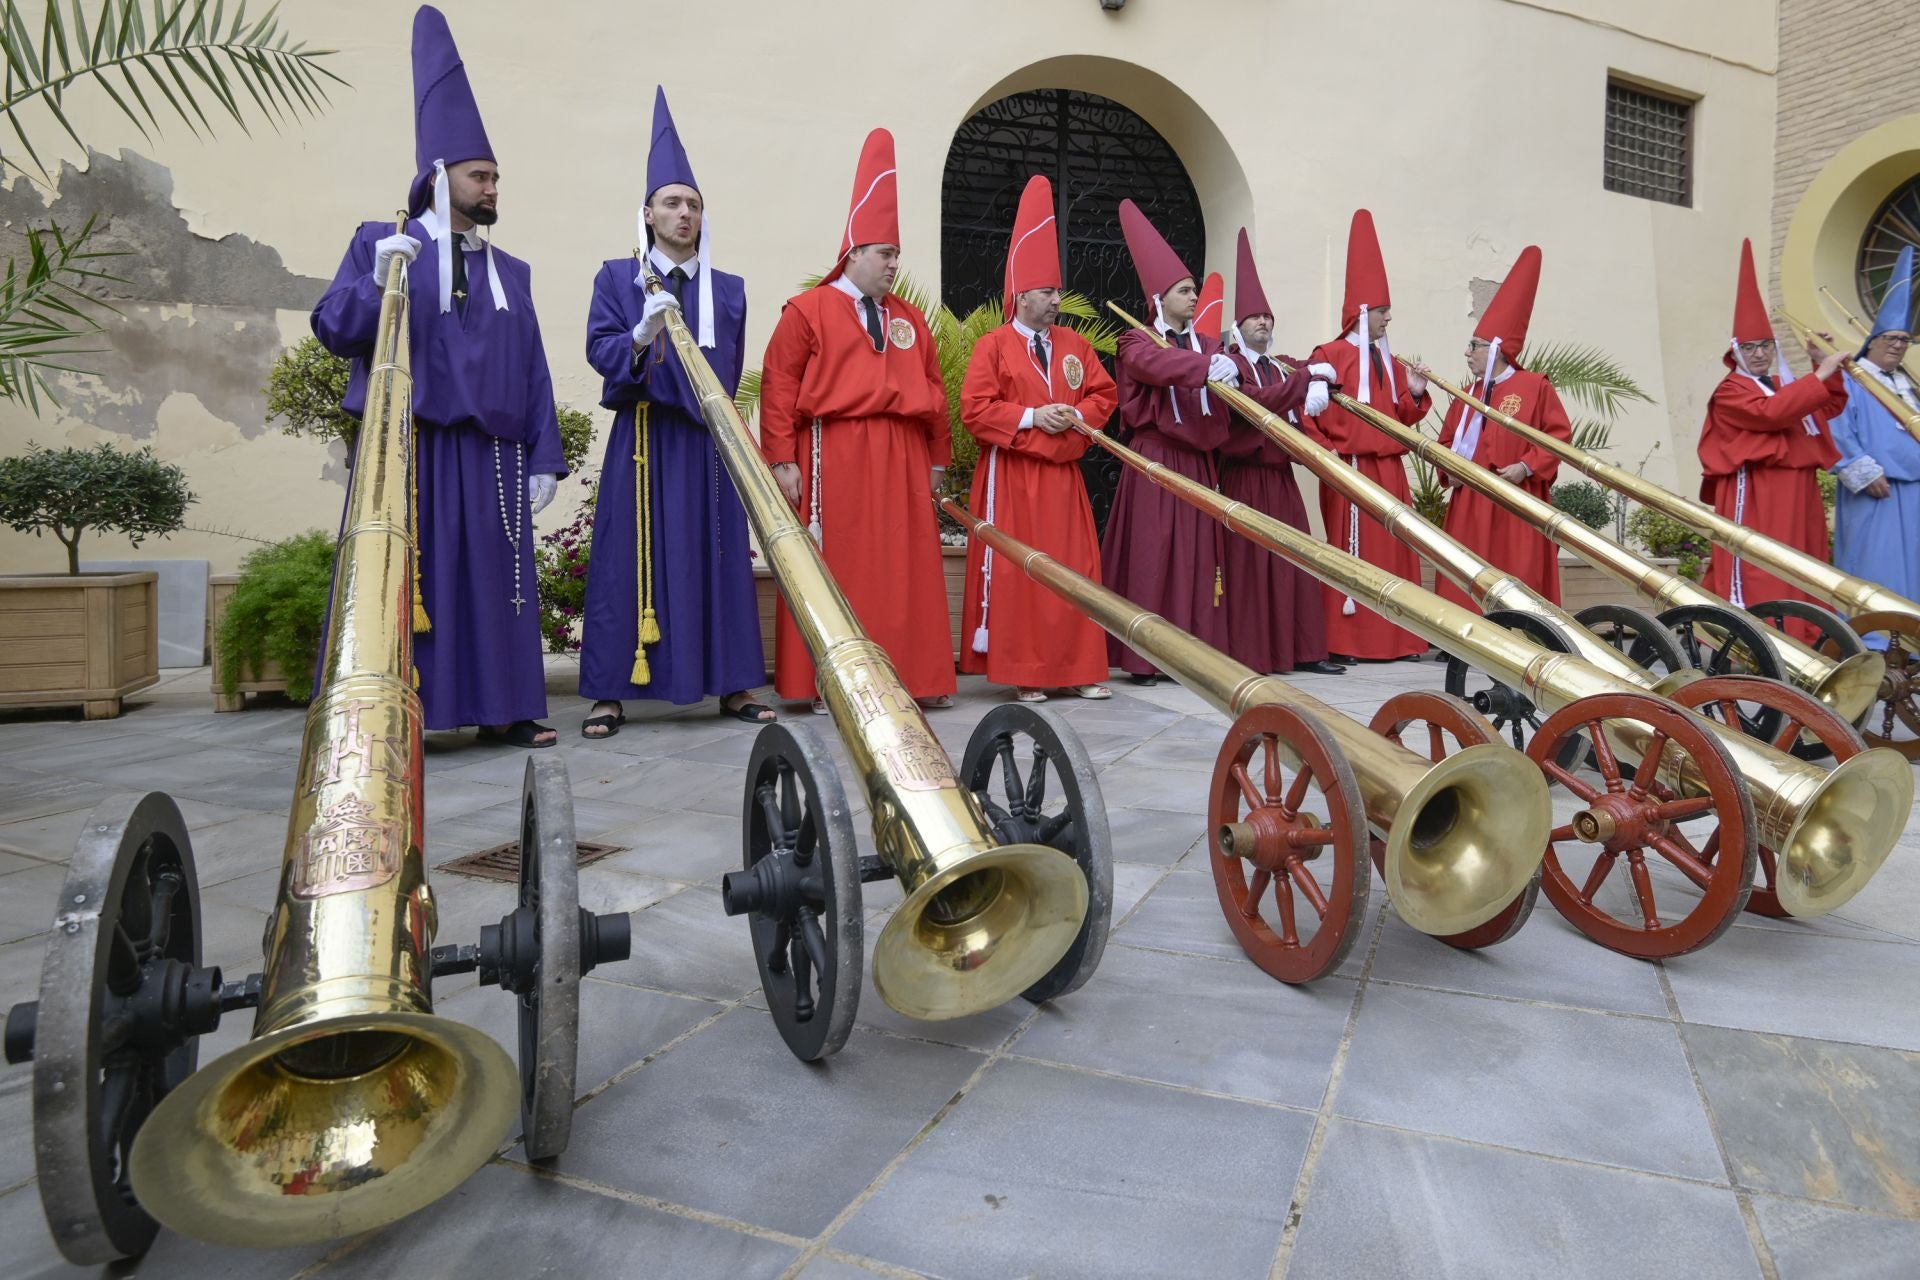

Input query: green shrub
[1626,506,1712,582]
[1550,481,1615,530]
[215,531,336,702]
[0,441,194,573]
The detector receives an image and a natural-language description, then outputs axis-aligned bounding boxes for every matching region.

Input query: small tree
[0,442,194,573]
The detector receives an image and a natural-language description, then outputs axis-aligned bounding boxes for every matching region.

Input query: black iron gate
[942,89,1205,535]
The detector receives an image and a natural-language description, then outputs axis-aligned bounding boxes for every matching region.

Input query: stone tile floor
[2,658,1918,1279]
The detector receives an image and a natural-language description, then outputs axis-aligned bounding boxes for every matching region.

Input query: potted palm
[0,442,194,717]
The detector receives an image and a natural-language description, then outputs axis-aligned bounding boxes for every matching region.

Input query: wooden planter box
[0,572,159,719]
[207,574,293,712]
[752,545,969,669]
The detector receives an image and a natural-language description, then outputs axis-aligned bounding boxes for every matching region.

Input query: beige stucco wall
[0,0,1777,577]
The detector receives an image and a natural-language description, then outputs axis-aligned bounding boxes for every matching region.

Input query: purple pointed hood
[407,5,494,216]
[646,86,699,202]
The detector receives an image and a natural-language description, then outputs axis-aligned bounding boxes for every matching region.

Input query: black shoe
[1126,673,1160,686]
[1325,654,1355,666]
[1294,660,1347,676]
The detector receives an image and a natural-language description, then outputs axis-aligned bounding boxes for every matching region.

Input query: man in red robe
[759,128,956,712]
[1305,210,1433,662]
[1221,228,1345,675]
[1699,238,1846,631]
[959,175,1118,702]
[1099,199,1241,683]
[1433,246,1573,610]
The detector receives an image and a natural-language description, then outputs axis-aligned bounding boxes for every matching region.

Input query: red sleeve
[1823,370,1849,416]
[1074,349,1119,432]
[960,338,1025,446]
[918,312,951,467]
[1118,329,1209,388]
[1436,396,1463,447]
[1233,354,1311,418]
[757,301,815,466]
[1710,374,1842,434]
[1521,382,1571,483]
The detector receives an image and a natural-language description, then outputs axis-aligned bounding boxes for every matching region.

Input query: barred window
[1604,79,1693,207]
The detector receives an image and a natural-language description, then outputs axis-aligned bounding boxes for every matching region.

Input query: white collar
[832,275,883,305]
[1481,364,1515,387]
[1012,317,1050,342]
[1345,329,1377,352]
[417,205,485,252]
[648,244,699,278]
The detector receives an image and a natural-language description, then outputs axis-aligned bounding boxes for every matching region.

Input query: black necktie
[1032,332,1049,375]
[1256,355,1271,378]
[862,296,885,352]
[668,266,688,300]
[450,239,469,315]
[1370,346,1388,385]
[1757,374,1776,392]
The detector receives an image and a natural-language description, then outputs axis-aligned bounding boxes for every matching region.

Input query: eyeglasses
[1879,334,1913,346]
[1736,340,1778,355]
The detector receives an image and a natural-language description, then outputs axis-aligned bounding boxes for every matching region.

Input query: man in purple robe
[1099,199,1240,683]
[312,5,563,747]
[577,87,769,738]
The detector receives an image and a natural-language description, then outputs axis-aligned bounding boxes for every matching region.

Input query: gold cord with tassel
[1214,564,1224,607]
[410,433,432,634]
[631,401,659,685]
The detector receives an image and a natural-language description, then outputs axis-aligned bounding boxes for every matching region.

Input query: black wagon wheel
[25,793,206,1264]
[1443,608,1578,756]
[1749,598,1870,761]
[960,703,1112,1004]
[1577,603,1688,679]
[1647,604,1787,744]
[513,753,583,1160]
[722,722,863,1062]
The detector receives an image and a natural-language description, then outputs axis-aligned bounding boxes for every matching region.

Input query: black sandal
[581,704,626,739]
[718,695,776,724]
[480,720,558,749]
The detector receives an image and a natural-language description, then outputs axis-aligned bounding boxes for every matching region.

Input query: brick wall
[1770,0,1920,365]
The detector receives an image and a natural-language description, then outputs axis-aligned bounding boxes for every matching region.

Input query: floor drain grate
[436,839,625,883]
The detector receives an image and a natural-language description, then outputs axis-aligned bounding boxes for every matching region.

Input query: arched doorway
[942,89,1205,534]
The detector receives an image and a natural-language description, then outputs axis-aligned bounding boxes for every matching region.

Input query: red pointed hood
[1003,174,1061,319]
[1234,228,1272,324]
[1120,198,1194,318]
[823,128,900,285]
[1474,246,1541,370]
[1341,209,1390,335]
[1726,238,1773,367]
[1195,272,1225,343]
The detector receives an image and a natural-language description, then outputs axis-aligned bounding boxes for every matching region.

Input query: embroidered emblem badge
[1498,393,1524,416]
[888,316,915,350]
[1063,354,1085,389]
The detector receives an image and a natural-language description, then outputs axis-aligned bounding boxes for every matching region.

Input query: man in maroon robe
[1220,229,1344,675]
[1098,200,1240,683]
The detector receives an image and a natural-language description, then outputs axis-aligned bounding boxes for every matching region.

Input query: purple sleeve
[586,261,650,406]
[523,298,566,478]
[310,225,384,357]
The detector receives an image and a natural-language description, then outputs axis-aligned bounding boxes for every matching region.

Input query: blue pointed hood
[1863,244,1916,357]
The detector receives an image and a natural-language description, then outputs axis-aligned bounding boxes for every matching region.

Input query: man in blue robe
[312,5,564,747]
[1831,244,1920,641]
[576,87,770,738]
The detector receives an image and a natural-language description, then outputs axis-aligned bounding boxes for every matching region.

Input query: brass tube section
[940,499,1552,937]
[1818,285,1920,385]
[1402,350,1920,625]
[1074,418,1911,919]
[1367,369,1882,724]
[1787,312,1920,447]
[127,221,520,1245]
[1107,304,1651,688]
[637,257,1084,1020]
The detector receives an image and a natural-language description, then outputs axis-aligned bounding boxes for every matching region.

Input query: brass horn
[634,254,1086,1023]
[940,499,1552,938]
[126,220,521,1243]
[1377,362,1884,724]
[1068,403,1911,921]
[1406,339,1920,627]
[1784,312,1920,447]
[1818,284,1920,384]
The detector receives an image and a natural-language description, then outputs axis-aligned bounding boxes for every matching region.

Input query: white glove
[371,233,421,283]
[528,473,558,515]
[1304,381,1330,417]
[1307,361,1338,380]
[633,289,681,348]
[1207,353,1240,384]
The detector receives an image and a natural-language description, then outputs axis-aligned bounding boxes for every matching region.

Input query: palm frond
[1526,340,1653,419]
[1,0,346,178]
[0,214,126,410]
[733,366,760,424]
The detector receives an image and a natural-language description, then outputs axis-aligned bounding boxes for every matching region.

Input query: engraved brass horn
[125,219,521,1244]
[635,254,1086,1021]
[941,499,1552,937]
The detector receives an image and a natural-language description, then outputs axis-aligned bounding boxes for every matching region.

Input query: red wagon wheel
[1529,692,1757,959]
[1207,704,1370,984]
[1826,610,1920,761]
[1664,674,1867,918]
[1368,692,1540,950]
